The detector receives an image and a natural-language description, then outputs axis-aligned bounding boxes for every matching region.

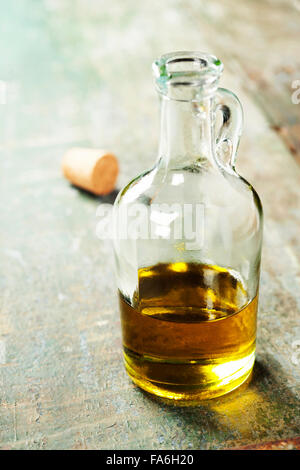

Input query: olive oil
[119,262,257,401]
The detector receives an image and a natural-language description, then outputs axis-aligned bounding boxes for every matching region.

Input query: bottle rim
[152,51,224,100]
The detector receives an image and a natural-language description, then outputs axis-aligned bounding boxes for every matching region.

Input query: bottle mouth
[153,51,223,101]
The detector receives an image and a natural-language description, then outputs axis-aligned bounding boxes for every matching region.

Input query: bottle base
[123,349,255,402]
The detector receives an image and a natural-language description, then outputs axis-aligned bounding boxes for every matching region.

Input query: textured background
[0,0,299,449]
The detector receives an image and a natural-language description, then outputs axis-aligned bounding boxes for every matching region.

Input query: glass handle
[215,88,243,169]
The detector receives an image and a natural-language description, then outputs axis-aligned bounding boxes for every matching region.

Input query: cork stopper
[62,147,119,195]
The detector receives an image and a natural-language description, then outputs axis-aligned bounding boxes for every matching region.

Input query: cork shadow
[70,184,119,204]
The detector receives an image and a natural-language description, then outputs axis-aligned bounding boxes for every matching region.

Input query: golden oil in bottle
[119,262,257,401]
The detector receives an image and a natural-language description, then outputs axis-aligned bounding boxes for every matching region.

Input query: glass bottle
[113,51,263,401]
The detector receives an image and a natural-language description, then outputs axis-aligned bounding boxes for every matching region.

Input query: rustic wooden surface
[0,0,300,450]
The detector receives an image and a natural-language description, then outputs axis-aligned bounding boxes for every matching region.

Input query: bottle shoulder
[237,173,263,220]
[115,163,262,218]
[114,166,158,206]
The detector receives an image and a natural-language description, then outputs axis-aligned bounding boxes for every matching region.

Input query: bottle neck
[158,95,215,169]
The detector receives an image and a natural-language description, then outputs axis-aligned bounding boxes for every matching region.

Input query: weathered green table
[0,0,299,449]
